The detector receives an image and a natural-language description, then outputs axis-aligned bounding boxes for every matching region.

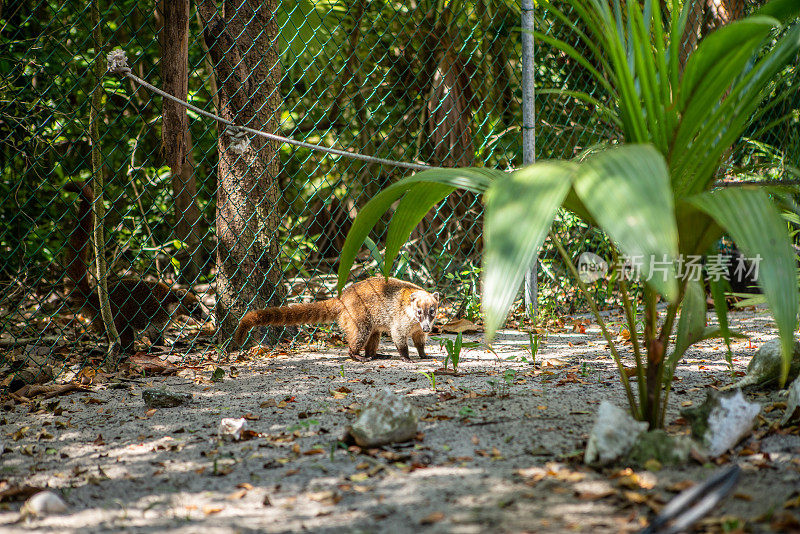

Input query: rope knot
[106,49,132,75]
[225,126,250,154]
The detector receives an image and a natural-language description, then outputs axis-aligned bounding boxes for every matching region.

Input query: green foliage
[435,332,481,372]
[2,0,522,300]
[445,262,482,322]
[527,332,539,365]
[339,0,800,428]
[415,370,437,392]
[458,405,475,419]
[287,418,320,432]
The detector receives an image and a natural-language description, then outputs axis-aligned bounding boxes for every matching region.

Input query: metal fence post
[521,0,537,320]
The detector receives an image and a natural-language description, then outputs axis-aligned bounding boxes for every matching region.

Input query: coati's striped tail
[233,299,342,347]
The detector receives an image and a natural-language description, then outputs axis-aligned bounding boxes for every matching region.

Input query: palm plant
[336,0,800,428]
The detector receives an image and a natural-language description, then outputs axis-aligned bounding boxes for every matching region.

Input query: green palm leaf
[689,188,799,384]
[573,145,678,301]
[382,183,456,278]
[669,278,706,370]
[483,161,576,338]
[754,0,800,24]
[337,168,501,291]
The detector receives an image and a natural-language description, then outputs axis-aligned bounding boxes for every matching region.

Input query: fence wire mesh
[1,0,798,386]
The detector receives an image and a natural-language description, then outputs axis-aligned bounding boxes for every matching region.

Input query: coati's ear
[432,292,439,302]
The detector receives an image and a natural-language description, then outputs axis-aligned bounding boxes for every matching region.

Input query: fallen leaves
[0,482,46,503]
[420,511,445,525]
[9,383,87,403]
[330,386,352,399]
[307,490,341,505]
[612,468,656,491]
[127,354,178,376]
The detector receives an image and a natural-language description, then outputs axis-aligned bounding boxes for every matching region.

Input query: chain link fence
[1,0,798,384]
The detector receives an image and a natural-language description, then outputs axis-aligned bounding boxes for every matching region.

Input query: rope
[106,50,799,189]
[106,49,434,172]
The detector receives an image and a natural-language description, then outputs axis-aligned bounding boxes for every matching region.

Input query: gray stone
[142,388,192,408]
[20,491,68,518]
[348,388,418,447]
[781,377,800,426]
[723,338,800,390]
[218,417,249,441]
[627,430,694,466]
[584,401,647,465]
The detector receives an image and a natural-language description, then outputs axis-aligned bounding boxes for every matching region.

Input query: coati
[63,181,206,353]
[233,276,440,362]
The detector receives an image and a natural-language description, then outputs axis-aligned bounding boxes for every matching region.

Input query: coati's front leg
[412,330,429,358]
[390,327,412,362]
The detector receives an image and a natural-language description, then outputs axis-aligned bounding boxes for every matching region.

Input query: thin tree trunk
[680,0,746,67]
[90,0,121,356]
[161,0,202,282]
[198,0,282,348]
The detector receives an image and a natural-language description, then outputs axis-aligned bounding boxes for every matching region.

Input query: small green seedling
[458,406,475,419]
[435,332,481,372]
[503,368,516,387]
[287,418,320,432]
[416,370,437,392]
[487,378,508,398]
[527,332,539,364]
[506,332,540,365]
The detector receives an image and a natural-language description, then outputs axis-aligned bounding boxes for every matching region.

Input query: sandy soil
[1,305,799,533]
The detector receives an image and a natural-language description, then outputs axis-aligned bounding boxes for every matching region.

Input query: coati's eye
[429,307,435,317]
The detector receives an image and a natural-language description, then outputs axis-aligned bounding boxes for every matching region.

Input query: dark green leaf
[337,168,500,291]
[573,145,679,301]
[383,183,456,278]
[669,278,706,370]
[690,188,799,384]
[482,161,577,339]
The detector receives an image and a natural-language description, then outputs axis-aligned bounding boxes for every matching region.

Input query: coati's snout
[414,291,440,333]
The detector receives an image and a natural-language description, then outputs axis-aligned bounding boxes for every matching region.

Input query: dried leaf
[420,511,445,524]
[227,489,248,500]
[785,493,800,509]
[577,488,616,500]
[439,319,481,333]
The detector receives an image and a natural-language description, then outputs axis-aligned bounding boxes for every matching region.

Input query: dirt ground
[2,305,799,533]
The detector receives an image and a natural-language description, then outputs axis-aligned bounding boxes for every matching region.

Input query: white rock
[348,388,418,447]
[781,378,800,426]
[704,390,761,457]
[21,491,67,517]
[218,417,248,441]
[722,338,800,390]
[584,401,648,465]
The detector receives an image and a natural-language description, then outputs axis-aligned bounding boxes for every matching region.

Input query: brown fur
[64,181,206,353]
[234,276,440,362]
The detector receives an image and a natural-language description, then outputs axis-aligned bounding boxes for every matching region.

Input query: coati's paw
[349,352,375,363]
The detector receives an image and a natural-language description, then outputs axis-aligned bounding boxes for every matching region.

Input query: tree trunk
[198,0,282,348]
[161,0,203,283]
[680,0,746,67]
[421,10,481,256]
